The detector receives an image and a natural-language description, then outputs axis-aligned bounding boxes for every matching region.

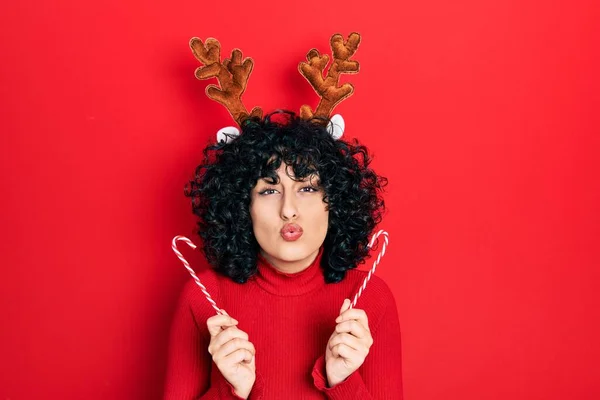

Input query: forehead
[264,164,319,179]
[256,161,321,184]
[264,154,320,176]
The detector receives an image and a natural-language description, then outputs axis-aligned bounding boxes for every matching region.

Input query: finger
[218,309,242,332]
[335,319,370,339]
[331,343,360,361]
[223,348,255,366]
[206,316,238,337]
[214,339,255,363]
[339,298,351,315]
[336,308,370,331]
[214,337,255,361]
[208,326,249,355]
[206,312,239,337]
[221,309,237,318]
[328,332,362,352]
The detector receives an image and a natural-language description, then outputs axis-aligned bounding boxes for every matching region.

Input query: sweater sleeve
[311,277,404,399]
[163,279,265,400]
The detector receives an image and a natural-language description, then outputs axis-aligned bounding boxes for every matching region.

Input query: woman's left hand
[325,298,373,387]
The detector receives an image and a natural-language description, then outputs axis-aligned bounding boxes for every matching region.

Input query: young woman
[163,111,403,399]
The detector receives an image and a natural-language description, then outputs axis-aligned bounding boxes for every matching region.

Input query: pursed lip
[280,223,303,241]
[280,223,303,234]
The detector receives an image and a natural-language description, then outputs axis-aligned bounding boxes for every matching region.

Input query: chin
[271,241,316,262]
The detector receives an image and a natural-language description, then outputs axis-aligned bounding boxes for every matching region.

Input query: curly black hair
[183,111,388,284]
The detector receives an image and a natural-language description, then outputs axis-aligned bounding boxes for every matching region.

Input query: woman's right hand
[206,310,256,399]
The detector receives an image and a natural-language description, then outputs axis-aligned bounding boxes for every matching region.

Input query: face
[249,162,329,273]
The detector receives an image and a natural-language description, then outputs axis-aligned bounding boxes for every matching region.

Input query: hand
[325,299,373,387]
[206,309,256,399]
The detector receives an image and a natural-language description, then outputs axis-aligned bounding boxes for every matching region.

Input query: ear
[327,114,345,140]
[216,126,240,144]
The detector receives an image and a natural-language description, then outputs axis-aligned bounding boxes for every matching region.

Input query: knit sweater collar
[254,246,325,296]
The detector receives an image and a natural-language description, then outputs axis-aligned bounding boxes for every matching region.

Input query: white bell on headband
[216,126,240,144]
[327,114,345,140]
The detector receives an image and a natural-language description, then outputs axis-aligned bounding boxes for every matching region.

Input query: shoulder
[344,268,396,304]
[177,265,227,326]
[344,269,397,332]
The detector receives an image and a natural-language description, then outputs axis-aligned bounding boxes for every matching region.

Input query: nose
[280,190,298,221]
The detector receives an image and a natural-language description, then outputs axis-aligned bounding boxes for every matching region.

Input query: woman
[164,112,403,399]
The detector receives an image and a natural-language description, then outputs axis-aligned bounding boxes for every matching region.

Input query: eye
[300,186,319,193]
[258,188,278,195]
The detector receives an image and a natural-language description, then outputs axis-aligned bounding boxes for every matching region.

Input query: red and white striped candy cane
[172,231,388,314]
[171,235,224,316]
[348,229,389,309]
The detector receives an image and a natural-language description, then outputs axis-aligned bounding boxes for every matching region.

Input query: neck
[258,248,321,274]
[254,246,325,296]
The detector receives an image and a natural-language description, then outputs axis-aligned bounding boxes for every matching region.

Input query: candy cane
[173,231,388,314]
[348,229,389,309]
[171,235,224,316]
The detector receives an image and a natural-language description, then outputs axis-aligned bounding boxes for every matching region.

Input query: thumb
[220,309,238,324]
[217,309,239,332]
[339,298,351,314]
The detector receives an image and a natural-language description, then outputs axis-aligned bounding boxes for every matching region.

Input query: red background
[1,0,599,399]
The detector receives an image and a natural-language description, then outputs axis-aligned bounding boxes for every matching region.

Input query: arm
[163,280,265,399]
[312,280,404,399]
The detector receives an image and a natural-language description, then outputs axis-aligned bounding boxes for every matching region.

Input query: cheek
[306,201,329,229]
[250,201,272,228]
[249,202,260,226]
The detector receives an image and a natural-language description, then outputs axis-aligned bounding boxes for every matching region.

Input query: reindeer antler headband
[189,32,361,143]
[176,33,391,313]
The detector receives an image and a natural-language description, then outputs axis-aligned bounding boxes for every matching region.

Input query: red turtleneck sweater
[164,247,403,399]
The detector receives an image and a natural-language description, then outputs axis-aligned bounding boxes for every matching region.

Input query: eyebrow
[256,176,321,185]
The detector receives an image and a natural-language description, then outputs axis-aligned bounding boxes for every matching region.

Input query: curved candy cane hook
[171,235,224,316]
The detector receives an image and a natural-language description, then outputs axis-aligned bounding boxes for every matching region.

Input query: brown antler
[298,32,361,122]
[189,37,263,126]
